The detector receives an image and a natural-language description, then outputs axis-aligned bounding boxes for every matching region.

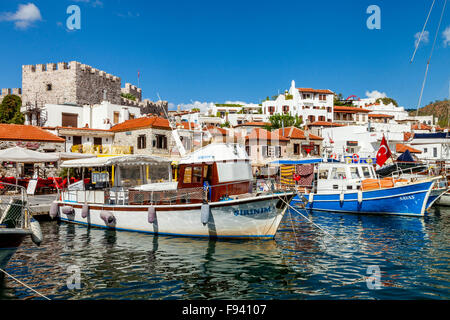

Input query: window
[282,105,289,114]
[350,167,360,179]
[129,113,135,120]
[294,144,300,155]
[73,136,82,146]
[94,137,102,146]
[433,147,437,158]
[361,166,371,178]
[113,112,120,124]
[318,116,325,122]
[46,84,52,91]
[62,113,78,127]
[245,145,251,156]
[154,134,167,149]
[192,166,203,184]
[268,106,275,115]
[331,167,346,179]
[424,148,428,153]
[183,167,192,183]
[137,135,146,149]
[318,169,328,179]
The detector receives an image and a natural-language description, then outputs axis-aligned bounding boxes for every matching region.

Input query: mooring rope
[0,267,51,300]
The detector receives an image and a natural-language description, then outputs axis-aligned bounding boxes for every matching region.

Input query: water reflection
[0,207,449,300]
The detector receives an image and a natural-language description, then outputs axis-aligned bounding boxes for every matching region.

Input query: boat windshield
[116,163,171,187]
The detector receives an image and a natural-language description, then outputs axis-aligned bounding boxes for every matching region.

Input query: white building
[262,80,334,125]
[351,98,409,121]
[407,132,450,160]
[32,100,143,130]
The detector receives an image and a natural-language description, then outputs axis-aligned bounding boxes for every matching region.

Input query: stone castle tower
[21,61,122,107]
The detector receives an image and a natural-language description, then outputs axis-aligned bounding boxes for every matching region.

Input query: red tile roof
[275,127,323,140]
[396,143,422,154]
[204,125,228,136]
[0,124,65,142]
[245,128,289,142]
[297,88,334,94]
[308,121,346,127]
[234,121,270,127]
[404,132,414,141]
[368,114,395,118]
[334,106,371,113]
[176,122,200,130]
[111,116,171,132]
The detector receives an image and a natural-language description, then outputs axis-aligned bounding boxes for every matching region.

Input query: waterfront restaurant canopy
[60,154,171,168]
[0,146,59,163]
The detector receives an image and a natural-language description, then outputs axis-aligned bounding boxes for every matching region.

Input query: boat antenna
[410,0,436,63]
[415,0,447,117]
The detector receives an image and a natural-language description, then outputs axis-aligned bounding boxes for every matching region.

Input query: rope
[416,0,447,114]
[0,267,51,300]
[410,0,436,63]
[276,194,336,240]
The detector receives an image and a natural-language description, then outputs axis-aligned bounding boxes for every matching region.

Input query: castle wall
[0,88,22,104]
[121,83,142,102]
[22,61,122,107]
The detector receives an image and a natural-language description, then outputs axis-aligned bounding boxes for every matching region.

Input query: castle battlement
[1,88,21,96]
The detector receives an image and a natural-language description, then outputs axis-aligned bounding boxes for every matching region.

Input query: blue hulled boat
[286,162,438,217]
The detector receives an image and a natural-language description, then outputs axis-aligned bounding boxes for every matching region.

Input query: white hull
[56,193,294,239]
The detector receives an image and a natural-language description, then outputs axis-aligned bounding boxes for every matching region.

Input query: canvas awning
[0,146,59,163]
[60,154,171,168]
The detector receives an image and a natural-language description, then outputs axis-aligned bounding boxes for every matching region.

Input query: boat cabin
[315,162,377,193]
[176,143,253,202]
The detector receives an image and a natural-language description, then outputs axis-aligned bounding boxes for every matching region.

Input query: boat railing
[0,182,31,229]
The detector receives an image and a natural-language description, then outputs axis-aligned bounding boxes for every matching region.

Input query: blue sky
[0,0,449,110]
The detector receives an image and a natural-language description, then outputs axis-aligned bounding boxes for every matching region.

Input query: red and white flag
[376,135,391,167]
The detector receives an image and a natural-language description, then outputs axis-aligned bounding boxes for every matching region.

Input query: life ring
[352,154,360,163]
[293,174,301,182]
[367,158,373,164]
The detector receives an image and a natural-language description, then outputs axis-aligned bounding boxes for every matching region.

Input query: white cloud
[0,3,42,29]
[443,26,450,47]
[414,30,429,47]
[365,90,387,99]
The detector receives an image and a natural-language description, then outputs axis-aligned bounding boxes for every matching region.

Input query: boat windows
[118,165,143,187]
[330,167,346,179]
[350,167,360,179]
[361,166,371,178]
[192,166,203,184]
[183,167,192,184]
[318,169,328,179]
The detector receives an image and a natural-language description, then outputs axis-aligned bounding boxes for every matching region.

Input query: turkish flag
[376,135,391,166]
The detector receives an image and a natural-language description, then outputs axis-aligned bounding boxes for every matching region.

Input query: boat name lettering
[400,195,415,200]
[234,206,272,216]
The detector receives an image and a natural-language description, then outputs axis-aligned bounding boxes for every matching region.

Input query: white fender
[100,211,115,224]
[201,203,210,225]
[357,190,363,204]
[49,201,59,219]
[61,205,74,215]
[148,206,156,224]
[308,193,314,203]
[340,192,344,203]
[30,218,43,245]
[81,204,89,218]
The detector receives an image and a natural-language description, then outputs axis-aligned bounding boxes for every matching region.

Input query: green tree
[120,93,136,101]
[266,114,302,130]
[0,94,24,124]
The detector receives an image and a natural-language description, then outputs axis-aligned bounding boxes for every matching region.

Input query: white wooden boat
[53,144,295,239]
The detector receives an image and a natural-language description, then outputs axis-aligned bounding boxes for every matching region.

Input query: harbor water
[1,207,449,300]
